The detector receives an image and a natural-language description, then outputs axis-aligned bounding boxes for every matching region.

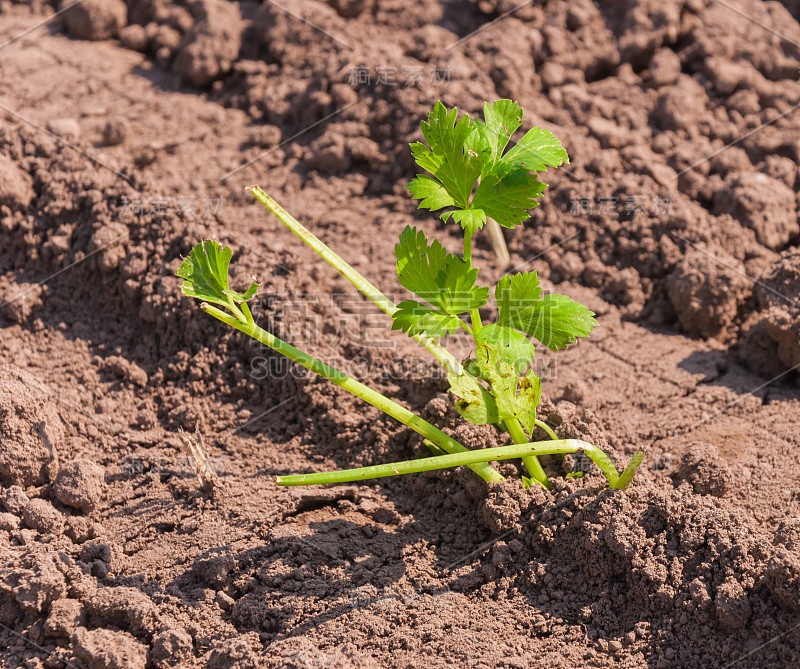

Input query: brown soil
[1,1,799,667]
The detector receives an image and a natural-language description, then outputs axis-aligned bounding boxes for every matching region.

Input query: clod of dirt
[1,485,29,515]
[539,61,567,88]
[172,0,243,87]
[23,498,65,535]
[86,586,161,636]
[481,479,548,534]
[0,512,19,531]
[89,223,129,272]
[207,635,261,669]
[0,549,68,612]
[774,518,800,551]
[148,23,182,62]
[193,553,237,587]
[305,138,349,173]
[101,355,149,387]
[561,381,586,404]
[80,540,125,578]
[758,155,798,189]
[755,251,800,373]
[119,23,147,51]
[329,0,371,19]
[764,547,800,612]
[60,0,127,40]
[101,118,128,146]
[0,281,45,323]
[654,75,709,131]
[666,248,749,338]
[247,124,282,148]
[53,459,107,513]
[80,541,123,575]
[46,117,81,139]
[715,579,752,629]
[72,628,148,669]
[607,267,646,312]
[65,515,92,544]
[736,314,787,379]
[0,154,35,210]
[714,172,799,250]
[151,628,194,668]
[675,442,732,497]
[648,48,681,86]
[0,365,62,487]
[44,598,86,638]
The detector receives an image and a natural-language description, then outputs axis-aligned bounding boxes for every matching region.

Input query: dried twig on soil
[179,428,219,494]
[486,218,511,267]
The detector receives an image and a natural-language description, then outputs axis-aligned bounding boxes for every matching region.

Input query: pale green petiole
[614,447,645,490]
[201,302,504,483]
[247,186,462,375]
[276,438,627,486]
[534,419,559,441]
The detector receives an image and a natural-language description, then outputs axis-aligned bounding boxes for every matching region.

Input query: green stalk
[613,448,645,490]
[463,229,483,335]
[202,303,504,483]
[506,417,551,490]
[535,419,559,441]
[247,186,462,374]
[276,438,618,486]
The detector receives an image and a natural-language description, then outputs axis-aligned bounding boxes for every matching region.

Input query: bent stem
[506,417,551,489]
[277,438,621,486]
[202,303,504,483]
[248,186,462,374]
[535,419,559,441]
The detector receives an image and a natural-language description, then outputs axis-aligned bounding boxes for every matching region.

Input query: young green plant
[177,99,644,491]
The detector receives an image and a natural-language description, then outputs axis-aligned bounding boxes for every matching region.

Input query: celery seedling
[177,99,644,491]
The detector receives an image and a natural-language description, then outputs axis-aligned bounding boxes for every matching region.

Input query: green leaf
[500,126,569,173]
[391,300,462,339]
[476,324,536,374]
[479,99,524,165]
[407,102,487,234]
[515,371,541,434]
[471,170,548,229]
[408,100,569,234]
[472,341,540,432]
[434,256,489,315]
[395,226,450,298]
[496,272,543,324]
[415,101,484,207]
[395,226,489,316]
[496,272,597,351]
[177,240,259,309]
[447,369,499,425]
[504,293,597,351]
[443,208,487,232]
[407,175,456,211]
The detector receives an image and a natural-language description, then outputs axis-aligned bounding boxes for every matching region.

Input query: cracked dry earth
[1,1,800,668]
